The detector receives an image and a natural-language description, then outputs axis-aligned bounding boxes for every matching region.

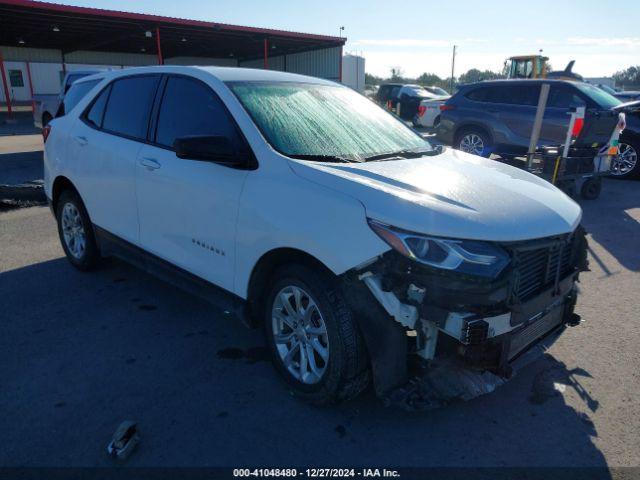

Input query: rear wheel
[455,128,492,157]
[264,264,370,405]
[611,139,639,178]
[56,190,100,270]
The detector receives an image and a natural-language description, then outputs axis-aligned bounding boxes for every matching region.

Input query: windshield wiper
[364,147,443,162]
[289,154,363,163]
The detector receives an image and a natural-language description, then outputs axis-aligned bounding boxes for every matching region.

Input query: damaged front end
[342,224,589,410]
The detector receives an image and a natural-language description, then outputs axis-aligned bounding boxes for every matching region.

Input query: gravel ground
[0,178,638,472]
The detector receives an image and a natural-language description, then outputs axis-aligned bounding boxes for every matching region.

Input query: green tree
[613,66,640,88]
[364,72,383,86]
[415,72,442,86]
[390,67,405,82]
[458,68,505,84]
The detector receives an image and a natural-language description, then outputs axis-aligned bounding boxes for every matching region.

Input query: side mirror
[173,135,246,166]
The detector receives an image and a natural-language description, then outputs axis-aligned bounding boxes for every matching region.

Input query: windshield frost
[229,82,430,160]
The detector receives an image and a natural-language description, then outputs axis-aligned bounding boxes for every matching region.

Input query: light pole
[339,26,344,38]
[450,45,457,92]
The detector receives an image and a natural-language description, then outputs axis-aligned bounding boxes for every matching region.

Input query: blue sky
[47,0,640,78]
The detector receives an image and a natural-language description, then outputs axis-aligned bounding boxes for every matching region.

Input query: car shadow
[0,111,41,136]
[578,178,640,273]
[0,257,611,471]
[0,150,43,185]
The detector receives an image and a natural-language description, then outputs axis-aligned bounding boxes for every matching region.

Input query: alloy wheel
[61,202,86,259]
[459,133,485,156]
[611,142,638,176]
[271,285,330,384]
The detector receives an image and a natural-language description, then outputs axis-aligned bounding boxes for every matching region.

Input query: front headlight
[368,219,510,278]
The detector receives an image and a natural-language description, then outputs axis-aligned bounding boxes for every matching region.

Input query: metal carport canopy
[0,0,345,63]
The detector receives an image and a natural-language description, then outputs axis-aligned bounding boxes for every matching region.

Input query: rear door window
[504,85,540,106]
[465,87,488,102]
[102,75,160,140]
[484,87,513,104]
[154,76,240,150]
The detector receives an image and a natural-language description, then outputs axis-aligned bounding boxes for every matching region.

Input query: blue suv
[436,79,630,161]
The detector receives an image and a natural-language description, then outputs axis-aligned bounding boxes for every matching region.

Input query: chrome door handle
[139,157,161,170]
[74,135,88,146]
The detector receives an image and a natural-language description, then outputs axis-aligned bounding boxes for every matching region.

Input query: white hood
[289,148,582,242]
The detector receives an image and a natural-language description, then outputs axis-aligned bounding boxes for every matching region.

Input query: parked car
[436,79,640,178]
[423,85,450,96]
[394,84,441,120]
[375,83,440,120]
[33,69,101,128]
[44,66,587,406]
[413,95,450,128]
[364,84,379,99]
[375,82,403,109]
[597,84,640,103]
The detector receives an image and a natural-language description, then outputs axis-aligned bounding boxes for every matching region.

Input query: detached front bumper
[439,273,579,376]
[342,229,588,408]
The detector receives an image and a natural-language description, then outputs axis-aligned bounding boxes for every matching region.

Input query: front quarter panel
[233,152,389,299]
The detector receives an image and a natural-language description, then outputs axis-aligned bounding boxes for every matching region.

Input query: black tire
[55,190,100,271]
[580,178,602,200]
[264,264,370,405]
[455,127,493,158]
[42,112,53,127]
[611,138,640,179]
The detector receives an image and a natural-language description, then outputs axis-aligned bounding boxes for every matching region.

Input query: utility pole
[339,26,344,38]
[450,45,457,92]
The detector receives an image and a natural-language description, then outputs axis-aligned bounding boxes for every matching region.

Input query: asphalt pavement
[0,135,638,471]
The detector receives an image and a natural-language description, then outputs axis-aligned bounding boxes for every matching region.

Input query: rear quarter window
[57,79,101,117]
[84,85,111,128]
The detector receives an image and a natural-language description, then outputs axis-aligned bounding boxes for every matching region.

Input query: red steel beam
[156,26,163,65]
[263,38,268,70]
[0,50,12,115]
[0,0,345,43]
[26,61,35,113]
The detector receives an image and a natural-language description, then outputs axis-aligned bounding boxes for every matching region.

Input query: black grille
[512,235,575,302]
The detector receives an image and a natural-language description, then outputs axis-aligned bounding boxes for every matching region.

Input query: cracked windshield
[230,82,430,161]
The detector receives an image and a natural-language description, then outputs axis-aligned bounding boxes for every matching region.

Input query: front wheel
[264,265,370,405]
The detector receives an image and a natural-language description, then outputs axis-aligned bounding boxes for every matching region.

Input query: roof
[461,79,580,87]
[78,65,338,85]
[0,0,345,60]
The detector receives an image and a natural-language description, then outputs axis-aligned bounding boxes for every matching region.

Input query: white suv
[44,66,587,407]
